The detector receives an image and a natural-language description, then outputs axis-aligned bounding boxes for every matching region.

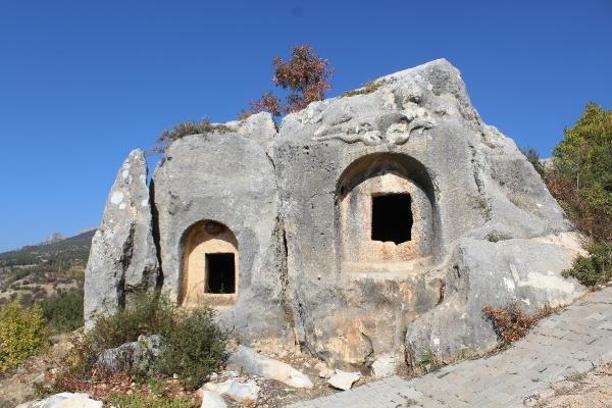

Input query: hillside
[0,230,95,305]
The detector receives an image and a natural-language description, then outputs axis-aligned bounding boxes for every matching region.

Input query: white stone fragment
[15,392,103,408]
[200,390,227,408]
[327,369,361,390]
[204,379,259,403]
[228,345,313,388]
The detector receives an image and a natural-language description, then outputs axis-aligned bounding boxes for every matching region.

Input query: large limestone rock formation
[152,113,292,342]
[274,59,584,364]
[84,149,158,327]
[84,59,584,368]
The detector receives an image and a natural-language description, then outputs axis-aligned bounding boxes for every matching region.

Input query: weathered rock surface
[203,379,259,403]
[84,149,158,328]
[94,334,161,374]
[227,345,313,388]
[327,370,361,390]
[274,59,585,364]
[406,233,585,360]
[16,393,102,408]
[86,59,585,369]
[152,114,292,344]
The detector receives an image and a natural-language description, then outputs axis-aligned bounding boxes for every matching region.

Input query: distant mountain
[0,229,96,267]
[0,229,96,305]
[40,232,66,245]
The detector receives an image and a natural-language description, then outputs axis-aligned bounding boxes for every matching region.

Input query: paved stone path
[289,288,612,407]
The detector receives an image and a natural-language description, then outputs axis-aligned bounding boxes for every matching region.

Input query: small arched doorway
[336,153,436,274]
[180,220,238,306]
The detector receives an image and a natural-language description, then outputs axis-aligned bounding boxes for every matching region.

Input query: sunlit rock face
[84,149,158,328]
[85,60,584,367]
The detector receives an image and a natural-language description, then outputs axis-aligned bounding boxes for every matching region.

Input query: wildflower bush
[0,301,48,372]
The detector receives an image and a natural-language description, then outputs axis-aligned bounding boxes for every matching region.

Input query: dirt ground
[525,361,612,408]
[0,336,345,408]
[0,335,73,408]
[3,334,610,408]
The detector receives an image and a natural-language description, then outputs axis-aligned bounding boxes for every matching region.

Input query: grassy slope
[0,230,95,305]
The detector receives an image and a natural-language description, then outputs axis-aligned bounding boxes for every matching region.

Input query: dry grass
[483,302,560,346]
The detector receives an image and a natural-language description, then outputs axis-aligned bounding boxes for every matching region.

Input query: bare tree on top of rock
[247,45,333,118]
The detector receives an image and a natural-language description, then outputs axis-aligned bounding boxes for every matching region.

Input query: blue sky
[0,0,610,251]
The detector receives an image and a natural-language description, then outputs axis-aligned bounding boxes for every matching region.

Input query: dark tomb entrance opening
[371,193,413,244]
[205,253,236,294]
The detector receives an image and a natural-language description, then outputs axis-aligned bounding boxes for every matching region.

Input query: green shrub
[40,288,84,333]
[106,391,197,408]
[0,301,48,372]
[88,291,175,352]
[562,242,612,287]
[156,307,227,390]
[51,292,226,393]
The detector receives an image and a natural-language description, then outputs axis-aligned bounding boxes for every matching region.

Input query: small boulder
[16,393,103,408]
[204,379,259,403]
[200,390,227,408]
[95,334,161,374]
[327,370,361,390]
[227,345,313,388]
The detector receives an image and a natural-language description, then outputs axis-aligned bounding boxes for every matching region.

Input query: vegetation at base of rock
[155,307,227,390]
[0,301,49,372]
[562,242,612,287]
[538,103,612,288]
[547,103,611,242]
[246,44,333,118]
[88,291,175,352]
[482,302,537,345]
[415,349,442,373]
[46,291,226,396]
[152,119,233,154]
[40,288,84,333]
[106,391,197,408]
